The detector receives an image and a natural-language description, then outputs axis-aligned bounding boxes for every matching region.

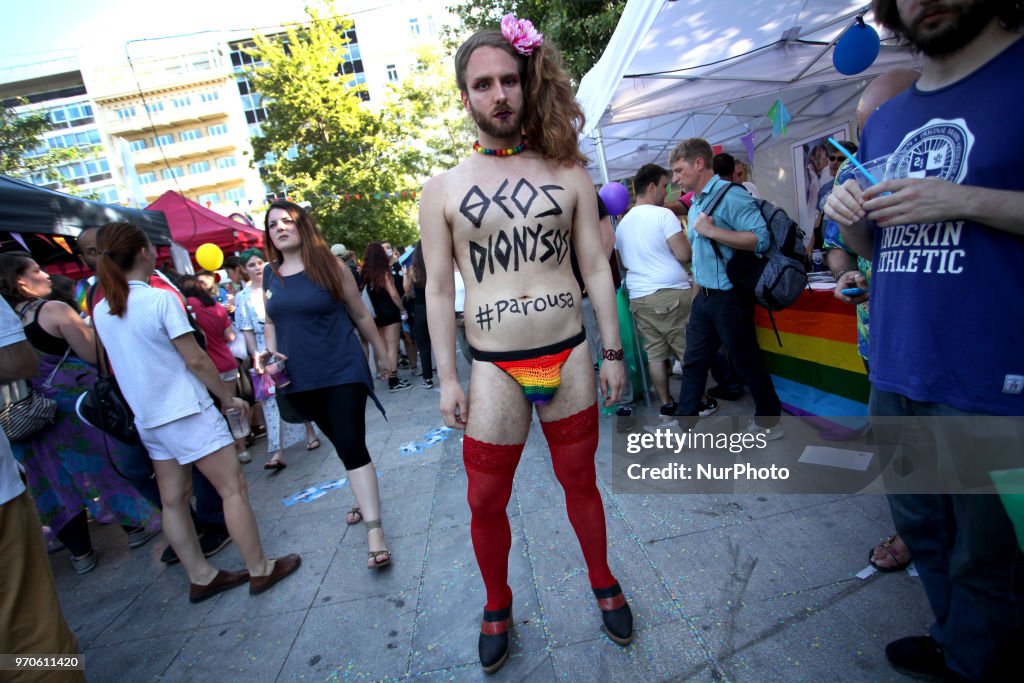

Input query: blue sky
[2,0,311,72]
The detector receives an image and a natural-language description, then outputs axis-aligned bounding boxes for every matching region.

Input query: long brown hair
[361,242,391,291]
[96,222,150,317]
[455,30,587,166]
[410,240,427,289]
[264,200,345,302]
[0,252,36,306]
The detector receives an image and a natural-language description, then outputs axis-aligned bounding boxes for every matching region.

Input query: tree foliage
[382,46,475,178]
[246,5,421,253]
[447,0,626,82]
[0,100,80,187]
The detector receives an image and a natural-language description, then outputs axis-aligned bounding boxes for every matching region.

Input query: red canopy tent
[147,191,264,258]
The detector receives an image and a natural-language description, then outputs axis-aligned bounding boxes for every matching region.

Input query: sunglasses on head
[829,155,846,162]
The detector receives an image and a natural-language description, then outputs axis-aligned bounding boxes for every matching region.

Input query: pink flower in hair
[500,13,544,56]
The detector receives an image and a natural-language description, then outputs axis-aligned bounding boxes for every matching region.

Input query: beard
[468,100,524,141]
[903,0,1000,57]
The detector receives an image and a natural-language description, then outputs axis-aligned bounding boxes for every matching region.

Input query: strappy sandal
[346,507,363,525]
[869,534,911,573]
[365,519,391,569]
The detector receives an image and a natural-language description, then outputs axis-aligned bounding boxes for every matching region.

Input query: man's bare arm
[666,231,692,264]
[421,174,467,427]
[570,168,625,404]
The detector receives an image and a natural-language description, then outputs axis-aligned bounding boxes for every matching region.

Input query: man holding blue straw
[825,1,1024,680]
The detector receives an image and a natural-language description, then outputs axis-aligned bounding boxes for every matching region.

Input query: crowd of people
[2,3,1021,681]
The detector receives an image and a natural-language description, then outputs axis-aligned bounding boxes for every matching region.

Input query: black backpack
[703,182,809,344]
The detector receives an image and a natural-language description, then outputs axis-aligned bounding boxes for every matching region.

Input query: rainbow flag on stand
[755,291,869,437]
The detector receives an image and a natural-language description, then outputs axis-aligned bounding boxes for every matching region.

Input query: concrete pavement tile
[58,581,140,650]
[410,649,555,681]
[412,519,546,671]
[277,595,414,681]
[378,459,440,499]
[200,549,334,627]
[844,492,899,526]
[688,585,906,683]
[161,610,305,682]
[91,570,218,646]
[318,532,427,604]
[606,493,746,544]
[548,618,714,682]
[834,573,934,647]
[522,507,678,647]
[379,491,434,539]
[643,521,797,619]
[81,632,184,682]
[260,507,347,556]
[752,498,895,587]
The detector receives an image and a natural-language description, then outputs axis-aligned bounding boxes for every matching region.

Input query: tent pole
[594,126,612,185]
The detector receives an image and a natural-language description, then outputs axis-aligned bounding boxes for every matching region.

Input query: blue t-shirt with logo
[857,36,1024,415]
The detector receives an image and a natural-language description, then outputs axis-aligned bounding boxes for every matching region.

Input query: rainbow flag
[755,290,869,432]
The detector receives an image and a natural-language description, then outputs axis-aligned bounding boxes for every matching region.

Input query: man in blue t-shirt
[825,3,1024,680]
[669,137,782,437]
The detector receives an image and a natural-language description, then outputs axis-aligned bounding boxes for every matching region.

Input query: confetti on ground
[281,478,349,506]
[399,426,456,456]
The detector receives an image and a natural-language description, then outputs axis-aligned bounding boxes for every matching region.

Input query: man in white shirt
[0,299,83,680]
[614,163,693,413]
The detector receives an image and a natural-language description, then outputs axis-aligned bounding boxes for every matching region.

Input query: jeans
[870,388,1024,681]
[675,288,780,425]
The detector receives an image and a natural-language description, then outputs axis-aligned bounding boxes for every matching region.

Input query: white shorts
[137,405,235,465]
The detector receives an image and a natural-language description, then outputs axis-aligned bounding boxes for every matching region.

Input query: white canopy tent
[576,0,920,185]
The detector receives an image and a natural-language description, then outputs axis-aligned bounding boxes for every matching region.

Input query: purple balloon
[599,181,630,215]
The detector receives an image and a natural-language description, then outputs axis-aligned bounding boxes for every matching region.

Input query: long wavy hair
[361,242,392,292]
[178,274,217,307]
[96,222,150,317]
[410,240,427,289]
[263,200,345,302]
[455,30,587,166]
[0,252,36,306]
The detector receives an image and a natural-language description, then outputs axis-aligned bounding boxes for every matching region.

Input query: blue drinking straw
[827,137,880,186]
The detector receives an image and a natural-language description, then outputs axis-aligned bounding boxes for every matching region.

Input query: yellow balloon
[196,243,224,271]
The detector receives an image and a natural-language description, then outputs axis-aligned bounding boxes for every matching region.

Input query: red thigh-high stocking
[463,435,525,611]
[541,403,616,590]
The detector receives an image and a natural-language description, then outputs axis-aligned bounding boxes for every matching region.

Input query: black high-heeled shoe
[478,603,513,674]
[594,583,633,645]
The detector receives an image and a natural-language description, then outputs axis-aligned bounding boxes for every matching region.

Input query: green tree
[382,46,474,178]
[447,0,626,81]
[0,100,80,186]
[246,5,420,253]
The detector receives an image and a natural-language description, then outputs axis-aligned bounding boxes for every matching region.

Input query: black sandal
[594,583,633,646]
[479,603,513,674]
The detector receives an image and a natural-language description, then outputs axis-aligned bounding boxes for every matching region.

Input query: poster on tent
[792,126,849,250]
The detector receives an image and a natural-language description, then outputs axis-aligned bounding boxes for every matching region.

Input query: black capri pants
[283,383,372,470]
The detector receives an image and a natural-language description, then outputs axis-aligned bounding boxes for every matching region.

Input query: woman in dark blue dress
[260,201,395,568]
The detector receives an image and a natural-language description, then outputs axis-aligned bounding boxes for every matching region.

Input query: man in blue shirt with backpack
[669,137,783,438]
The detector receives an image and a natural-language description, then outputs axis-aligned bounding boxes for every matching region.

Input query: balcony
[132,136,237,166]
[173,166,246,193]
[104,99,231,135]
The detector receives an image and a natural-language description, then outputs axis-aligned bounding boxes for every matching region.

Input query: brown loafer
[249,554,302,595]
[188,569,250,604]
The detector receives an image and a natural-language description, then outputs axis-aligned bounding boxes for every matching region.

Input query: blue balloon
[833,21,880,76]
[599,181,630,215]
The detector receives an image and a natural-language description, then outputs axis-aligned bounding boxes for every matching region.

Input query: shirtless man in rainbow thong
[420,15,632,674]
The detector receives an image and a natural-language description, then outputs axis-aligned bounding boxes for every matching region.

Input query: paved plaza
[51,359,933,682]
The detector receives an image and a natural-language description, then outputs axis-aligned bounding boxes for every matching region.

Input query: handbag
[0,301,69,442]
[248,367,275,402]
[75,329,140,445]
[0,348,65,442]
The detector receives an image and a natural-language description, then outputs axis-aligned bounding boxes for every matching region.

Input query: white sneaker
[744,420,784,441]
[671,359,683,376]
[698,398,718,418]
[238,450,252,464]
[644,417,685,436]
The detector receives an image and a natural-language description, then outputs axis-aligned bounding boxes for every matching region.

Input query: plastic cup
[225,408,251,439]
[852,153,908,190]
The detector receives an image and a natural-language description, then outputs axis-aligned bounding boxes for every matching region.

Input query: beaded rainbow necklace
[472,138,528,157]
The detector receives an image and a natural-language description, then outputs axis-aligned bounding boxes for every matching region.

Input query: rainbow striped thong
[469,330,587,406]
